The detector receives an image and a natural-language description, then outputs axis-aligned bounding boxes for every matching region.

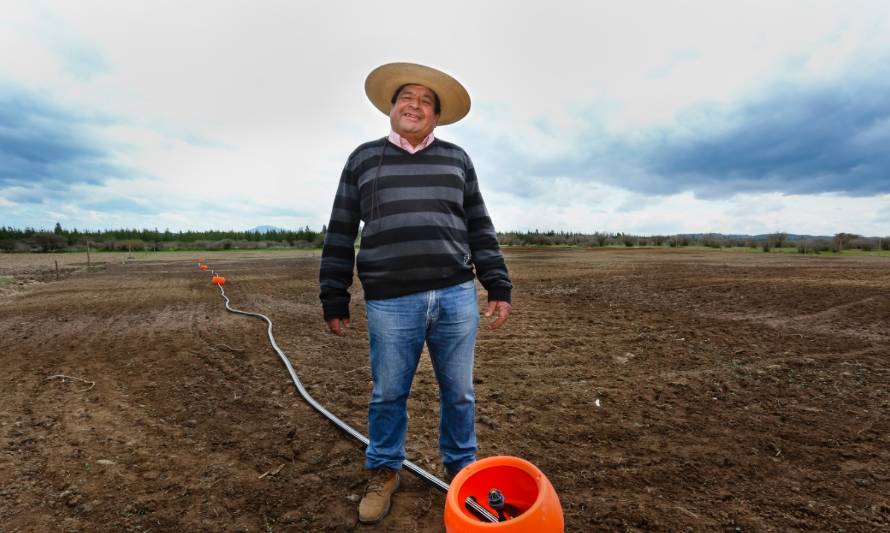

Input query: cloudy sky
[2,0,889,236]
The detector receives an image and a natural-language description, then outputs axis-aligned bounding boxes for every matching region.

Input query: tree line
[1,225,887,254]
[0,224,325,252]
[499,230,889,253]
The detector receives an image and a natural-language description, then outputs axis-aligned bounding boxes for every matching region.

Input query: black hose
[211,278,498,522]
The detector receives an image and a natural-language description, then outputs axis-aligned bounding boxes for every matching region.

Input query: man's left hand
[484,300,512,330]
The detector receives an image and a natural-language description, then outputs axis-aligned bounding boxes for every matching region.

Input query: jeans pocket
[459,279,477,290]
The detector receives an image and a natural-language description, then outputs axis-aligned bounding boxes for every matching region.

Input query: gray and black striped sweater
[319,137,512,320]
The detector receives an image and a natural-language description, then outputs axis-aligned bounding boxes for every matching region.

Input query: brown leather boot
[358,467,400,524]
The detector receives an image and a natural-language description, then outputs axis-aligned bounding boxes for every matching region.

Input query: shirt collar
[387,130,435,154]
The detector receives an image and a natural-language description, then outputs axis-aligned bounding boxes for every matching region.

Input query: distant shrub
[497,234,523,246]
[761,241,772,252]
[31,232,67,252]
[850,237,878,251]
[855,239,873,251]
[769,232,788,249]
[804,240,831,253]
[703,234,724,248]
[882,237,890,251]
[668,235,690,247]
[797,240,829,254]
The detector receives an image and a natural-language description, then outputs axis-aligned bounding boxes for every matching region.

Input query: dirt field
[1,248,889,532]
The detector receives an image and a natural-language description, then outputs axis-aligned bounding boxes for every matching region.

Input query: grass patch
[831,249,890,257]
[0,275,14,287]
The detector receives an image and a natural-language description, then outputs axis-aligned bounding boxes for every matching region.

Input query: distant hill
[248,225,286,233]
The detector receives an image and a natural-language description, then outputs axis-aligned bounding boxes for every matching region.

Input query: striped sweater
[319,137,512,320]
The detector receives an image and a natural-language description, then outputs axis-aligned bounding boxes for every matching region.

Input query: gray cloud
[472,60,890,200]
[643,73,890,197]
[0,84,123,198]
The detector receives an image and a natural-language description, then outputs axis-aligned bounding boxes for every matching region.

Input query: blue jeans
[364,279,480,474]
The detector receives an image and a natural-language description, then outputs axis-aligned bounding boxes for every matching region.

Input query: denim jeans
[364,279,480,474]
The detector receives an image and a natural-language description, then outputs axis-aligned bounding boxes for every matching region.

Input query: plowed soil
[2,248,889,532]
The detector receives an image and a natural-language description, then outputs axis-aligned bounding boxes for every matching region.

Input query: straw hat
[365,62,471,125]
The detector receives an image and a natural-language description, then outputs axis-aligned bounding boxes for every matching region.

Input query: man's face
[389,84,439,142]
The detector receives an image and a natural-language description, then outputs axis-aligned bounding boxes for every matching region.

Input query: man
[319,62,512,524]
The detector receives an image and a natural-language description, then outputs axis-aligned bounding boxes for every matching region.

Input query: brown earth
[1,248,889,532]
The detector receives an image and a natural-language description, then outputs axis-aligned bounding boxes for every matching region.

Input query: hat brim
[365,62,470,125]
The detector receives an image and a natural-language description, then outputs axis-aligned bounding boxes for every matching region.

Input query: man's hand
[484,300,511,330]
[326,318,350,336]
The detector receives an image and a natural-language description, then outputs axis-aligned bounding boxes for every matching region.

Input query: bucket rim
[445,455,554,528]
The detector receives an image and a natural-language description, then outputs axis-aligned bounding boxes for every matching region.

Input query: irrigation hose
[209,271,498,523]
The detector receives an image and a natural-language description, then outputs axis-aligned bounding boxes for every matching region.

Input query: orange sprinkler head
[445,456,564,532]
[211,275,226,286]
[199,264,209,270]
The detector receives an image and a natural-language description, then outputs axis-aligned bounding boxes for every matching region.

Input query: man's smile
[389,84,439,143]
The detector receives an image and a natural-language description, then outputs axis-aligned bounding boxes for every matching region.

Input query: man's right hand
[326,318,350,336]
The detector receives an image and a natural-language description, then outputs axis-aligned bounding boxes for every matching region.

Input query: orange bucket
[211,275,225,286]
[199,264,209,270]
[444,456,564,532]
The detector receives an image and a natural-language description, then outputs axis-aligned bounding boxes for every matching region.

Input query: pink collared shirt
[388,130,435,154]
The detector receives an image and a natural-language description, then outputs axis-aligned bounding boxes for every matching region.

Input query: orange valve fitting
[445,456,564,532]
[211,275,226,286]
